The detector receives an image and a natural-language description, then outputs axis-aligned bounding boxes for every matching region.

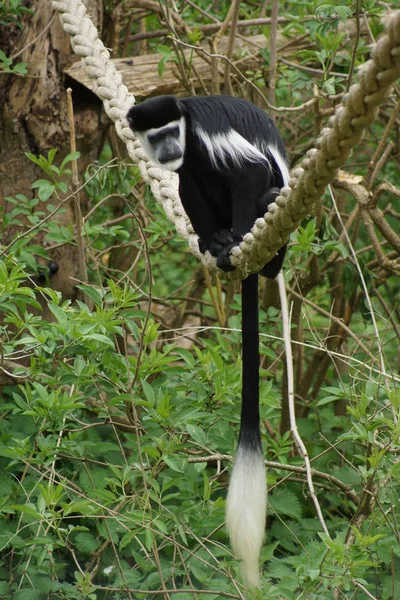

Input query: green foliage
[26,149,80,200]
[1,145,399,598]
[1,150,83,277]
[0,49,27,75]
[0,0,31,74]
[156,45,179,77]
[0,0,31,26]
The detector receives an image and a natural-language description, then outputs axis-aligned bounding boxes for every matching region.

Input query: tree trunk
[0,0,106,299]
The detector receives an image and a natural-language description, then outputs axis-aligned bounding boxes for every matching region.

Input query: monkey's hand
[201,229,242,272]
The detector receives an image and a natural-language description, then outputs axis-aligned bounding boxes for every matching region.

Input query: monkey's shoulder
[180,96,274,139]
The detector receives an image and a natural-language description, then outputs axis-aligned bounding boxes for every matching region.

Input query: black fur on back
[179,96,284,153]
[127,96,182,132]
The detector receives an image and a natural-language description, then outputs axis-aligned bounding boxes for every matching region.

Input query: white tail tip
[226,443,267,587]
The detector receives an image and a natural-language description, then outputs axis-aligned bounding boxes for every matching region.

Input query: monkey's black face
[128,113,186,172]
[147,123,183,166]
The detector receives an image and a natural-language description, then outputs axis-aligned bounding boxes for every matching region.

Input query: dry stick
[289,288,376,361]
[346,0,361,92]
[279,56,348,79]
[128,17,293,42]
[325,202,360,268]
[353,580,378,600]
[209,1,235,95]
[223,0,241,96]
[369,140,395,190]
[362,207,392,268]
[130,0,187,30]
[157,323,400,383]
[172,37,316,114]
[366,100,400,187]
[159,1,194,95]
[267,0,279,114]
[214,1,236,43]
[260,0,269,18]
[392,547,395,600]
[215,275,226,325]
[203,268,224,326]
[97,586,241,599]
[374,288,400,342]
[277,271,331,538]
[328,186,392,397]
[182,2,267,52]
[11,14,56,60]
[187,454,359,503]
[66,88,89,292]
[121,13,136,56]
[185,0,220,23]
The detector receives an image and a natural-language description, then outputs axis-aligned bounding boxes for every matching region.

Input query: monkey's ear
[126,111,135,130]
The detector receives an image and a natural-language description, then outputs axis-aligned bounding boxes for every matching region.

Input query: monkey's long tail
[225,273,267,588]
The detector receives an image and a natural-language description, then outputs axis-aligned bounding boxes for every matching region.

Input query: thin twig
[346,0,361,92]
[224,0,241,95]
[187,454,359,503]
[328,186,391,397]
[278,271,331,537]
[267,0,279,114]
[66,88,89,294]
[289,288,377,361]
[128,17,294,42]
[171,37,315,114]
[0,160,116,258]
[353,580,378,599]
[203,268,224,326]
[369,141,394,189]
[366,101,400,187]
[11,14,56,60]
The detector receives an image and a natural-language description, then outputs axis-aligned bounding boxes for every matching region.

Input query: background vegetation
[0,1,399,599]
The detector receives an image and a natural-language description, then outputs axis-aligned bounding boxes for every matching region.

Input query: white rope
[52,1,400,280]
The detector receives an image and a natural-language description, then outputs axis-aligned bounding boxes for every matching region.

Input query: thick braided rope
[230,10,400,276]
[52,0,214,271]
[52,1,400,280]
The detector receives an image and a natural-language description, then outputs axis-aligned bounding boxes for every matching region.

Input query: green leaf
[2,504,43,519]
[141,379,156,407]
[74,532,100,553]
[13,590,40,600]
[163,455,187,473]
[48,303,68,327]
[82,333,114,347]
[76,284,103,307]
[60,151,80,169]
[13,62,28,75]
[186,423,207,445]
[47,148,58,164]
[31,179,55,201]
[268,489,302,520]
[0,581,9,595]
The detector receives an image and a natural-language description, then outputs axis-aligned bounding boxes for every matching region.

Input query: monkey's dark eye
[147,132,159,144]
[148,125,180,145]
[169,126,179,139]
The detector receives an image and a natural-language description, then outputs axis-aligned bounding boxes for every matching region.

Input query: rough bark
[0,0,105,299]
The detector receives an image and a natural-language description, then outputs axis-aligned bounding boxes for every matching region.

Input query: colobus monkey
[127,95,289,587]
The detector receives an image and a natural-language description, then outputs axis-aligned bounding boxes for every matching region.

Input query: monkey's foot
[207,230,242,272]
[199,230,234,256]
[198,230,243,271]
